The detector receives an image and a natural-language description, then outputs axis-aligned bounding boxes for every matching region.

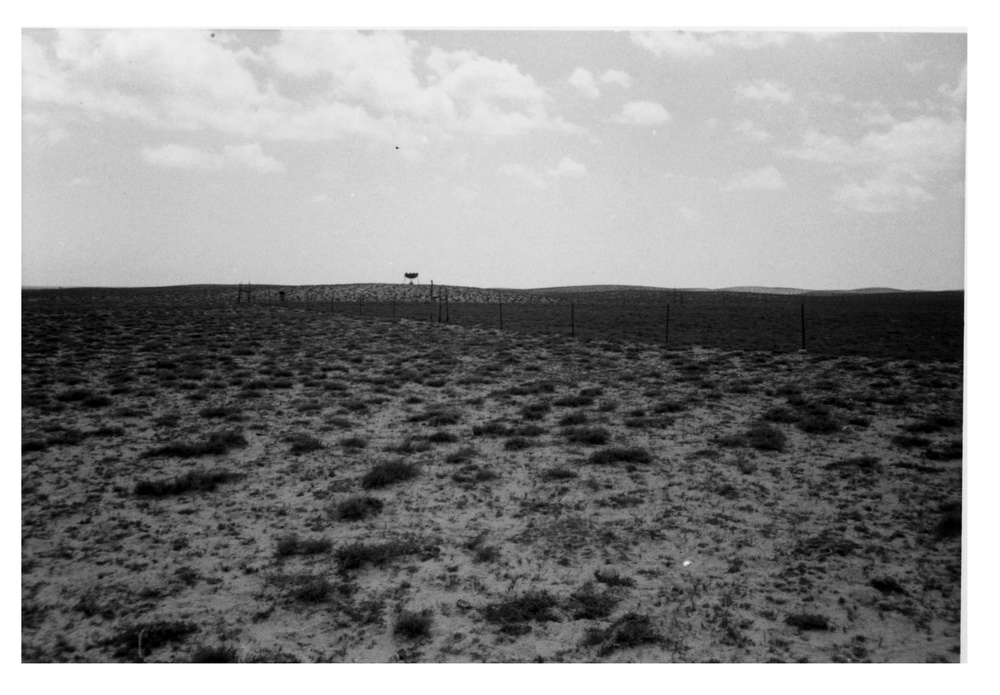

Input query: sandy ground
[21,295,962,663]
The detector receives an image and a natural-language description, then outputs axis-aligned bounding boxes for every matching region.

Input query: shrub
[541,466,578,481]
[892,434,932,449]
[289,576,334,603]
[287,433,324,454]
[340,436,368,450]
[333,496,384,521]
[275,534,332,558]
[504,437,533,451]
[583,613,662,656]
[427,430,458,443]
[553,395,594,408]
[445,446,477,464]
[106,620,199,660]
[141,429,247,459]
[394,610,434,639]
[335,539,423,570]
[361,461,420,489]
[482,590,561,624]
[472,421,510,437]
[520,402,551,421]
[593,568,636,588]
[746,424,786,452]
[451,464,499,484]
[190,644,240,663]
[785,613,829,631]
[563,426,610,446]
[558,411,588,426]
[199,405,241,419]
[567,582,621,620]
[926,439,962,461]
[135,469,243,497]
[589,447,652,465]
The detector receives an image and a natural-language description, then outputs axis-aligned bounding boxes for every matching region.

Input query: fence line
[260,294,963,362]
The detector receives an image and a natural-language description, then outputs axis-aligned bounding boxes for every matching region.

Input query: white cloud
[630,31,790,60]
[939,64,967,104]
[569,68,599,98]
[23,29,585,148]
[724,166,787,191]
[678,206,701,221]
[733,120,772,142]
[600,69,632,88]
[222,143,285,174]
[614,101,671,126]
[547,157,587,178]
[832,173,933,213]
[737,80,793,104]
[66,177,91,187]
[501,157,588,188]
[781,115,965,213]
[142,142,284,173]
[308,193,330,204]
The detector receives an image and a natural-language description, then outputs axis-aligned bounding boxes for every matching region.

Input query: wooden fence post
[801,302,806,350]
[571,302,575,338]
[665,303,670,345]
[499,299,503,331]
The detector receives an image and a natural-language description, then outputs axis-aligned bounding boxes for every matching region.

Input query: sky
[21,28,967,290]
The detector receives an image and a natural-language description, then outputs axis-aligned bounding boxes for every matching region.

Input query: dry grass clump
[593,568,636,587]
[335,539,425,570]
[581,613,663,656]
[394,610,434,640]
[716,423,787,452]
[141,429,247,458]
[287,433,324,454]
[332,495,384,521]
[190,644,240,663]
[360,460,420,489]
[481,590,561,624]
[104,620,199,660]
[589,446,652,465]
[566,581,622,619]
[563,425,611,446]
[540,466,578,481]
[275,533,333,558]
[134,469,243,497]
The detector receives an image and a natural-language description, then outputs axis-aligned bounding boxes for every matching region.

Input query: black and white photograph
[19,5,986,679]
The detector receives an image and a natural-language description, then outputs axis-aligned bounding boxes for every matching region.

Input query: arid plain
[21,285,963,663]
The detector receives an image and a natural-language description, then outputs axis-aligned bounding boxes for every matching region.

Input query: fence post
[571,302,575,338]
[499,299,503,330]
[665,303,670,345]
[801,302,806,350]
[445,287,449,323]
[392,295,396,319]
[438,296,443,323]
